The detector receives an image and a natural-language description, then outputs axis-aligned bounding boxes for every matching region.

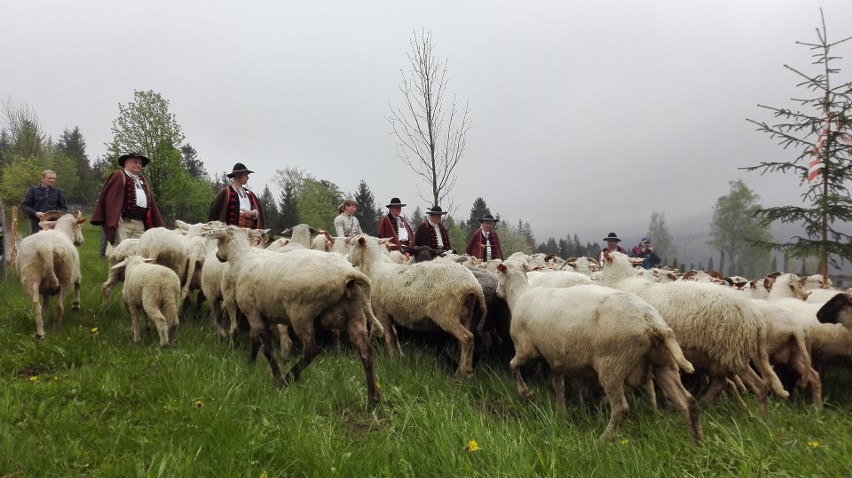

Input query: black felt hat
[425,206,448,216]
[118,152,150,167]
[385,198,406,208]
[227,162,255,178]
[479,214,499,223]
[603,232,621,242]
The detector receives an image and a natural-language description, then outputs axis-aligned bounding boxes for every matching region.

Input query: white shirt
[396,216,409,242]
[235,187,251,212]
[431,222,444,248]
[126,171,147,209]
[482,230,492,261]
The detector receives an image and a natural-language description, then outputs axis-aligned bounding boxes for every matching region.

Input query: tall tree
[466,197,490,236]
[258,184,282,232]
[497,220,534,256]
[180,143,208,180]
[744,11,852,278]
[1,97,45,159]
[647,210,675,261]
[708,180,774,276]
[353,179,380,235]
[409,206,424,228]
[57,126,96,204]
[107,90,189,222]
[387,29,471,208]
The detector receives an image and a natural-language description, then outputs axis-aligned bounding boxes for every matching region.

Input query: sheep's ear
[39,220,58,230]
[530,265,544,272]
[111,259,129,271]
[496,263,507,273]
[280,228,292,237]
[143,257,156,264]
[175,220,190,230]
[763,275,777,291]
[377,238,391,245]
[766,272,782,279]
[357,236,367,246]
[309,227,317,235]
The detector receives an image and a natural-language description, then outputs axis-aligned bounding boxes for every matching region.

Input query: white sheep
[347,234,486,380]
[136,227,210,303]
[600,251,788,418]
[101,238,140,302]
[526,270,594,288]
[111,255,181,347]
[15,211,86,338]
[213,226,380,406]
[495,261,702,443]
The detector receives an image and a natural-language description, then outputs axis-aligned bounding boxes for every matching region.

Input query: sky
[3,1,852,246]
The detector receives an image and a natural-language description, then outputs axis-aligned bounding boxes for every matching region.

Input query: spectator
[629,236,662,270]
[334,198,363,238]
[466,213,503,261]
[414,206,452,252]
[20,169,68,235]
[209,162,265,229]
[91,153,164,245]
[597,232,628,264]
[377,197,414,252]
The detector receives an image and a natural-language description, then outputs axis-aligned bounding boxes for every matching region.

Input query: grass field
[1,224,850,477]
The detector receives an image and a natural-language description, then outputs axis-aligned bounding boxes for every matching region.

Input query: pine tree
[466,197,490,236]
[279,182,299,229]
[57,126,95,204]
[258,185,281,232]
[353,179,379,235]
[745,11,852,277]
[410,206,424,228]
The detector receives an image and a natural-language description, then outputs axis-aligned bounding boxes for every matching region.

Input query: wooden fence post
[0,201,6,280]
[9,206,18,271]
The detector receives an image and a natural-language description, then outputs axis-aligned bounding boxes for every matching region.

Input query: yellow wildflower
[52,376,61,382]
[464,440,480,453]
[808,441,819,448]
[90,327,99,334]
[28,375,39,382]
[620,439,629,446]
[260,471,269,478]
[376,381,381,391]
[194,400,204,408]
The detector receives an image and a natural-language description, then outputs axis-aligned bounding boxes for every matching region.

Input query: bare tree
[387,29,471,209]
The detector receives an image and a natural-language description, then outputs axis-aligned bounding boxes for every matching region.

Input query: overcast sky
[3,1,852,244]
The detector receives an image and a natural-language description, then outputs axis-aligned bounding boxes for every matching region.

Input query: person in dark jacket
[20,169,68,234]
[377,197,414,252]
[91,152,164,245]
[208,162,265,229]
[414,206,452,252]
[597,232,628,264]
[466,214,503,261]
[629,236,662,270]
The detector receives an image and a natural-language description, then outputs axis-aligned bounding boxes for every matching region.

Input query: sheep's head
[765,273,810,301]
[346,234,371,266]
[211,226,242,263]
[816,292,852,327]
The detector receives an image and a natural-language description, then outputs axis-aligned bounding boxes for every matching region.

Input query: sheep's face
[816,292,852,326]
[495,263,508,299]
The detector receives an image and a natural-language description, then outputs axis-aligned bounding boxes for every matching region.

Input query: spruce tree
[353,179,379,235]
[744,11,852,278]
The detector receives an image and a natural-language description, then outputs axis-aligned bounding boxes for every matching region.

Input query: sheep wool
[113,255,181,347]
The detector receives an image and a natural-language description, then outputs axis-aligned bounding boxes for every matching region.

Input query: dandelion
[52,376,61,382]
[376,381,381,391]
[194,400,204,408]
[808,441,819,448]
[28,375,39,382]
[464,440,480,453]
[620,439,629,446]
[90,327,99,334]
[260,472,269,478]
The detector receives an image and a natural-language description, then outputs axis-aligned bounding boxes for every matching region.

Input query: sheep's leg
[272,324,293,361]
[551,370,566,415]
[787,350,823,409]
[52,288,65,331]
[209,297,228,339]
[376,310,399,358]
[696,375,727,410]
[288,320,319,383]
[654,367,703,445]
[509,354,535,400]
[71,280,81,312]
[225,300,240,347]
[149,310,170,347]
[599,378,629,441]
[738,366,770,420]
[805,367,822,410]
[332,330,341,354]
[442,321,474,380]
[570,378,586,408]
[29,284,45,339]
[642,374,658,414]
[360,293,383,339]
[128,304,144,343]
[724,377,748,408]
[250,320,283,385]
[346,312,380,407]
[101,270,120,304]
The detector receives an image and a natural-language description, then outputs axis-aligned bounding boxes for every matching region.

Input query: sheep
[213,226,380,406]
[600,251,788,418]
[526,270,595,288]
[101,238,140,302]
[15,211,86,338]
[817,292,852,328]
[495,261,702,443]
[347,234,486,379]
[111,255,181,347]
[280,224,317,248]
[136,227,206,302]
[750,299,821,408]
[201,228,271,340]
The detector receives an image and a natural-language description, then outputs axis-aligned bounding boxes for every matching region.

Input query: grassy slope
[1,224,850,477]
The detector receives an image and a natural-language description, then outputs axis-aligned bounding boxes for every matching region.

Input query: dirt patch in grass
[340,408,391,434]
[473,398,521,420]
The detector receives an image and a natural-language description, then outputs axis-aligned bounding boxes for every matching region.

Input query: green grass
[1,224,850,477]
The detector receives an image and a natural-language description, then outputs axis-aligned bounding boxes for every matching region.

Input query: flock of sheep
[14,213,852,443]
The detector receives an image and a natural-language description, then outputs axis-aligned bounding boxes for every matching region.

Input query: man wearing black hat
[91,152,164,245]
[414,206,452,252]
[597,232,628,264]
[377,198,414,252]
[466,214,503,261]
[209,162,265,229]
